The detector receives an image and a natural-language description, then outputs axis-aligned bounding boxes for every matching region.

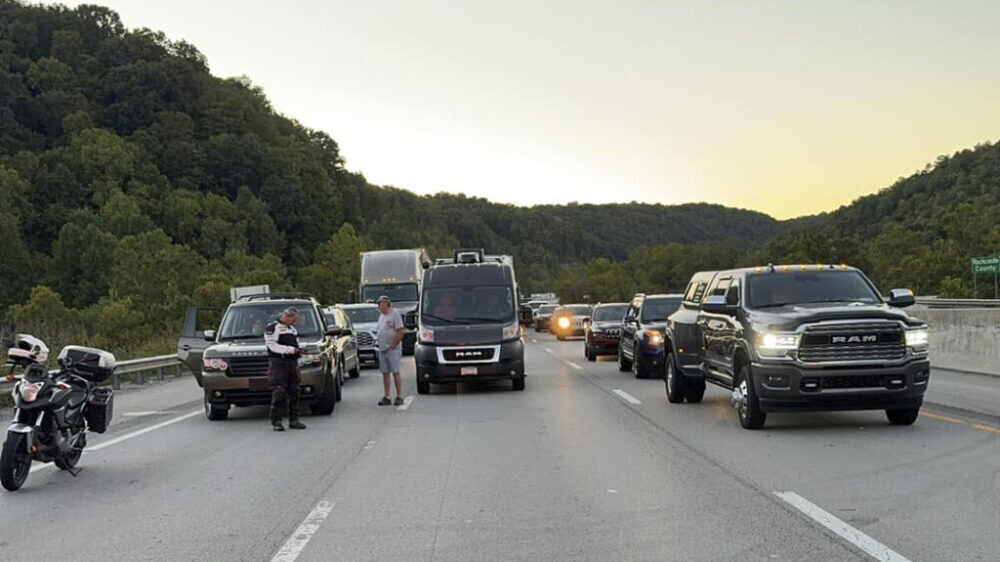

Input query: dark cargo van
[406,249,528,394]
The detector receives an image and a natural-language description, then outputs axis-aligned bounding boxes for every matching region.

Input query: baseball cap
[377,295,391,304]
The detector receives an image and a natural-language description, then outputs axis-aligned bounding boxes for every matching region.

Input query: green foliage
[6,286,85,362]
[297,223,367,304]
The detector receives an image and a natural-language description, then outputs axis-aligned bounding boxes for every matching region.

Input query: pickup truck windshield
[342,307,379,324]
[422,286,514,325]
[747,271,881,308]
[593,305,628,321]
[362,284,419,303]
[218,303,321,341]
[640,299,681,322]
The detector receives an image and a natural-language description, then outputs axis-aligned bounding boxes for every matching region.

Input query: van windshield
[422,286,515,325]
[361,283,418,303]
[218,303,320,341]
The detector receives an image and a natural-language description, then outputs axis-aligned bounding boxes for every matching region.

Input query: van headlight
[757,332,799,357]
[905,328,929,351]
[502,321,521,340]
[419,326,435,343]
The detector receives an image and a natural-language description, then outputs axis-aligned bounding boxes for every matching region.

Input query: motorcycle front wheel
[1,433,32,491]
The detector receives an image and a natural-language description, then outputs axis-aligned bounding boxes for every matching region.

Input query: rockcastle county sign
[971,256,1000,274]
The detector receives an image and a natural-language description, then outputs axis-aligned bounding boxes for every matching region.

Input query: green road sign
[971,256,1000,274]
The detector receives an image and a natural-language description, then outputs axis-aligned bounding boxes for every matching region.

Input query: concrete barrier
[912,307,1000,376]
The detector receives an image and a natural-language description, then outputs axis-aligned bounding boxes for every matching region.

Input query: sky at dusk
[42,0,1000,218]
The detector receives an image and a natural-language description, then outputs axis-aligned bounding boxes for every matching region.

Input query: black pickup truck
[663,265,930,429]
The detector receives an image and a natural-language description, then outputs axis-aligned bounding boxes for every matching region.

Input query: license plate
[249,378,270,391]
[460,366,478,376]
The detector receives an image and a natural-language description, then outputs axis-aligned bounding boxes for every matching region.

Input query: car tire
[633,344,649,379]
[204,392,229,421]
[348,356,360,379]
[534,326,541,333]
[586,347,596,362]
[335,366,344,402]
[312,369,336,415]
[665,352,686,403]
[417,379,430,395]
[886,407,920,425]
[735,365,766,430]
[684,380,706,403]
[512,377,525,391]
[617,346,631,372]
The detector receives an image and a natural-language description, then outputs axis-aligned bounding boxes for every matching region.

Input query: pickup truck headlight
[502,321,521,340]
[905,328,929,351]
[757,332,799,357]
[297,353,323,367]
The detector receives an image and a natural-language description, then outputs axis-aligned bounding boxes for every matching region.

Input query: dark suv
[584,302,628,361]
[663,265,929,429]
[618,294,683,378]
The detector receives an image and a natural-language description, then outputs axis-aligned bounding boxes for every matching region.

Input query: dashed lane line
[775,491,911,562]
[611,389,642,405]
[543,347,554,354]
[270,500,336,562]
[566,361,583,371]
[397,395,414,411]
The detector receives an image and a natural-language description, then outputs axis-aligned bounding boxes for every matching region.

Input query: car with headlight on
[178,293,343,421]
[618,294,682,378]
[584,302,628,361]
[550,304,593,340]
[533,304,558,332]
[663,265,930,430]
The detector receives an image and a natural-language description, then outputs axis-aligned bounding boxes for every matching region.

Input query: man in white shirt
[375,296,405,406]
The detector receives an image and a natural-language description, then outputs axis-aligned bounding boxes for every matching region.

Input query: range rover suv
[663,265,929,429]
[178,293,344,420]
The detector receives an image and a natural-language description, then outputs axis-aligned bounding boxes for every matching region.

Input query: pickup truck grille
[356,332,375,347]
[798,322,905,363]
[226,356,270,377]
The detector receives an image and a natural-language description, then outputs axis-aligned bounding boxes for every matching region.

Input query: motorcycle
[1,335,116,491]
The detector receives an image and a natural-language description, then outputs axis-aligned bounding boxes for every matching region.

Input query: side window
[708,277,731,298]
[690,281,708,303]
[725,278,741,306]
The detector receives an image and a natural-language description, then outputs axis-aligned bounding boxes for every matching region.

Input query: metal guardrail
[1,354,185,393]
[913,298,1000,309]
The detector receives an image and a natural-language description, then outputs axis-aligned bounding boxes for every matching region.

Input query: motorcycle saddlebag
[86,387,114,434]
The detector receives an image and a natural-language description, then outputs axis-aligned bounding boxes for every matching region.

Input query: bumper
[752,359,931,412]
[552,327,585,337]
[202,364,327,406]
[637,346,665,372]
[586,337,620,355]
[415,340,525,384]
[357,347,378,365]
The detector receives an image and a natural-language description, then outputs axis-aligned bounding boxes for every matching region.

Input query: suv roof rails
[237,292,315,302]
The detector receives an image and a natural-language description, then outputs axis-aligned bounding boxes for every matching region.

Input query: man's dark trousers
[269,358,300,423]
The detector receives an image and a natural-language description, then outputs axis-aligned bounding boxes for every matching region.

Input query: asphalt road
[0,335,996,561]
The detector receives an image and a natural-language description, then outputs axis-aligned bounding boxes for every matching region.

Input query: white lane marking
[397,395,414,410]
[775,492,911,562]
[529,338,537,343]
[26,409,200,473]
[608,489,619,494]
[566,361,583,371]
[612,389,642,405]
[543,347,554,354]
[88,410,201,451]
[362,440,376,450]
[271,500,336,562]
[121,410,178,417]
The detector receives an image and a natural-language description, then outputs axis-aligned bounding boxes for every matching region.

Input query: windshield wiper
[422,313,466,325]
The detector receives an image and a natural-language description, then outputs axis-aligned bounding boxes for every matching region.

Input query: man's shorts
[377,347,403,374]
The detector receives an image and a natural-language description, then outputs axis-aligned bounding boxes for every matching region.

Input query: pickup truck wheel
[204,392,229,421]
[735,365,766,430]
[886,407,920,425]
[416,379,430,395]
[665,353,686,403]
[617,346,632,372]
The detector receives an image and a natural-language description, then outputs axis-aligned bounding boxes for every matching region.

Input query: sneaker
[378,397,391,406]
[272,422,285,432]
[394,396,404,406]
[288,420,306,430]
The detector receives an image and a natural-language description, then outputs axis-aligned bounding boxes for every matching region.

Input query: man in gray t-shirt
[376,296,405,406]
